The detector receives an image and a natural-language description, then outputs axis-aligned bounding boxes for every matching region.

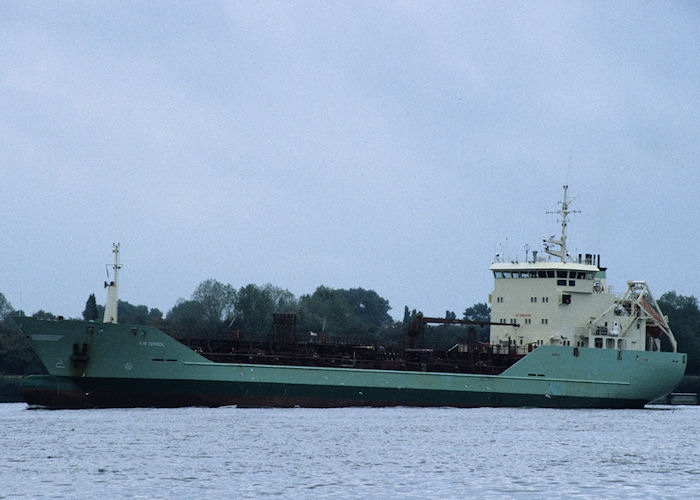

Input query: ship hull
[17,318,686,409]
[20,374,649,409]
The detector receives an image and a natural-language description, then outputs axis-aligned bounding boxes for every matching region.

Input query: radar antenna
[543,185,580,262]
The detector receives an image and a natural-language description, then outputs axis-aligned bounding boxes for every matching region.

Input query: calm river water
[1,403,698,498]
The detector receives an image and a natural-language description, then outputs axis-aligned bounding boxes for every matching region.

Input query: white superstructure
[489,186,675,353]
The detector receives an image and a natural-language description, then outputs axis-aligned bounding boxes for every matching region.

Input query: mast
[103,243,121,323]
[543,185,579,262]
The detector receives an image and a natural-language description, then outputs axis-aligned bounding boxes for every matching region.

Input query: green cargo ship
[17,187,686,408]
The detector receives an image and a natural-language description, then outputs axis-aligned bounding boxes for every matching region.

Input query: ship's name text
[139,341,165,348]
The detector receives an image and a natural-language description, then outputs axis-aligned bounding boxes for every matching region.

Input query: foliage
[169,281,396,337]
[658,292,700,374]
[402,306,411,324]
[289,287,392,344]
[82,294,98,321]
[463,302,491,342]
[401,306,421,325]
[263,284,297,313]
[32,310,57,320]
[335,288,392,330]
[423,324,474,350]
[463,302,491,322]
[229,284,275,336]
[113,300,162,326]
[0,293,14,320]
[167,299,208,330]
[191,279,236,327]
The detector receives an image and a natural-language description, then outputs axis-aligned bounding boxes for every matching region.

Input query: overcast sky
[1,1,698,321]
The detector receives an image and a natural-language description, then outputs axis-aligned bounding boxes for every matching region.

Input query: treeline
[0,285,699,375]
[658,292,700,374]
[79,279,491,347]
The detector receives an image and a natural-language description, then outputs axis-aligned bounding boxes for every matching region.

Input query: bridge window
[557,279,567,286]
[577,272,586,279]
[569,280,576,286]
[538,270,547,278]
[529,271,538,278]
[557,270,567,278]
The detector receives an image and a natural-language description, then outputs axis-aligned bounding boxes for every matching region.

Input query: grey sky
[1,1,698,320]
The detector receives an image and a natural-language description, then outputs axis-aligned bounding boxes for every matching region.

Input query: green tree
[0,293,13,321]
[264,284,297,313]
[146,308,164,325]
[658,291,700,374]
[82,294,98,321]
[232,284,276,335]
[99,300,165,326]
[336,288,392,329]
[167,299,208,330]
[297,286,355,338]
[463,303,491,322]
[463,302,492,343]
[116,300,148,325]
[192,279,236,327]
[32,310,57,320]
[296,286,392,341]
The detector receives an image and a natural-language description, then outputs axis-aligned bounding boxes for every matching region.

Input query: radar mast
[543,185,580,262]
[103,243,121,323]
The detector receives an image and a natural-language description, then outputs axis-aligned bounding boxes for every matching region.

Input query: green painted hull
[16,318,687,409]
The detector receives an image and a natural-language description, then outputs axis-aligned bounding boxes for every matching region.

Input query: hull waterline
[20,373,650,409]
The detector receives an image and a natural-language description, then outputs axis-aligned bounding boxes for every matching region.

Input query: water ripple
[0,404,698,498]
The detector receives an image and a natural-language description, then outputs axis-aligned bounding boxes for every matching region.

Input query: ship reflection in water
[2,403,699,498]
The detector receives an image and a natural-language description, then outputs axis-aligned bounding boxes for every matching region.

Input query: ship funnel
[103,243,121,323]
